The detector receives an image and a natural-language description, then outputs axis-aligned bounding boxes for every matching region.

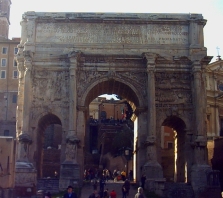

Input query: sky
[9,0,223,62]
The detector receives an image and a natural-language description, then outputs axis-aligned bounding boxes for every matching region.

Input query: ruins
[15,12,213,197]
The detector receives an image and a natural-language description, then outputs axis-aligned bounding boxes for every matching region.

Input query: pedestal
[143,161,163,179]
[191,164,211,197]
[15,162,37,197]
[59,162,80,191]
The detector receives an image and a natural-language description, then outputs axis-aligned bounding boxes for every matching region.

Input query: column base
[59,162,80,191]
[143,161,163,178]
[191,164,211,197]
[15,162,37,197]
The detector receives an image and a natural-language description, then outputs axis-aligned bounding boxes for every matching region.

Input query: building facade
[0,0,19,138]
[14,12,214,197]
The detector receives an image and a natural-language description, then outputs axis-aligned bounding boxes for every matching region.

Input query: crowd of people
[43,168,146,198]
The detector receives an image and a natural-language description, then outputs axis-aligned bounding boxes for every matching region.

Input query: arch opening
[83,79,140,180]
[161,116,187,183]
[36,113,62,179]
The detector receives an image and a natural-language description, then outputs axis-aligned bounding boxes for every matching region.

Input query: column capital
[192,61,202,73]
[134,106,147,115]
[68,50,82,61]
[66,133,80,145]
[142,52,159,65]
[18,133,32,145]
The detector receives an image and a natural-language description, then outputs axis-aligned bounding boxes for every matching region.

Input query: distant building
[0,0,20,137]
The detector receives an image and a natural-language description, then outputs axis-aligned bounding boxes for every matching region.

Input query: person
[92,178,98,190]
[63,185,78,198]
[110,189,117,198]
[103,188,109,198]
[121,170,126,181]
[121,184,127,198]
[45,191,51,198]
[134,187,144,198]
[123,179,130,196]
[129,170,133,181]
[140,174,146,190]
[99,178,106,193]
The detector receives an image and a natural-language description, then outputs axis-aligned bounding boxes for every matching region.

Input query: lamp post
[124,147,132,179]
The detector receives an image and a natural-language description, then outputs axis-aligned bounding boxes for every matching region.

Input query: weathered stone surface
[16,12,212,197]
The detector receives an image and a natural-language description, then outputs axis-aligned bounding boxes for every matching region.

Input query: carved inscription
[36,23,188,45]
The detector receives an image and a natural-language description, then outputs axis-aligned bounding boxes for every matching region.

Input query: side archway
[161,116,187,182]
[36,113,62,178]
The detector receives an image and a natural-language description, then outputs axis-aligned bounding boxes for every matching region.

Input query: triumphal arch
[15,12,212,196]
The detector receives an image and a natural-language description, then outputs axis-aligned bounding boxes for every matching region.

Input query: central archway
[79,78,144,181]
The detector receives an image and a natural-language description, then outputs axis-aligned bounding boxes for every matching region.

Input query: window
[4,130,9,136]
[14,59,17,67]
[13,70,18,79]
[2,47,7,54]
[0,70,6,78]
[14,47,18,54]
[12,94,17,103]
[1,58,7,67]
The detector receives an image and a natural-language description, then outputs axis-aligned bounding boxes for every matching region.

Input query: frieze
[36,23,189,45]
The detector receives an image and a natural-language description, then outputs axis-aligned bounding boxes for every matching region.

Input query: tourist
[121,170,126,181]
[140,174,146,190]
[103,188,109,198]
[110,189,117,198]
[121,184,127,198]
[63,185,78,198]
[92,178,98,190]
[124,179,130,195]
[134,187,144,198]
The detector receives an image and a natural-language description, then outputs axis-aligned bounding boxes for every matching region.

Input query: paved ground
[80,180,138,198]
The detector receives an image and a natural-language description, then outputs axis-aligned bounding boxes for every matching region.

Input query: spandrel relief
[32,70,69,106]
[155,72,192,104]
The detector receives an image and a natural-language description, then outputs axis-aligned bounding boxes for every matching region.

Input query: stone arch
[31,110,64,128]
[36,113,62,178]
[80,77,145,109]
[161,115,187,182]
[77,77,144,177]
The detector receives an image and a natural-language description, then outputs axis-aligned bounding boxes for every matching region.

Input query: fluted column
[191,59,212,196]
[64,51,81,164]
[143,53,163,179]
[21,51,33,136]
[68,51,79,133]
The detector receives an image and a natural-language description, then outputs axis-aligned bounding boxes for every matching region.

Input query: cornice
[23,12,204,25]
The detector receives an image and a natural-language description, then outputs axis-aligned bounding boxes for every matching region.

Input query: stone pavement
[80,180,138,198]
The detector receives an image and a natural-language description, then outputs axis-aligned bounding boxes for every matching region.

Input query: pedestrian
[63,185,78,198]
[92,178,98,190]
[124,179,130,196]
[44,191,51,198]
[140,174,146,190]
[110,189,117,198]
[103,188,109,198]
[121,184,127,198]
[89,190,97,198]
[134,187,144,198]
[99,178,106,192]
